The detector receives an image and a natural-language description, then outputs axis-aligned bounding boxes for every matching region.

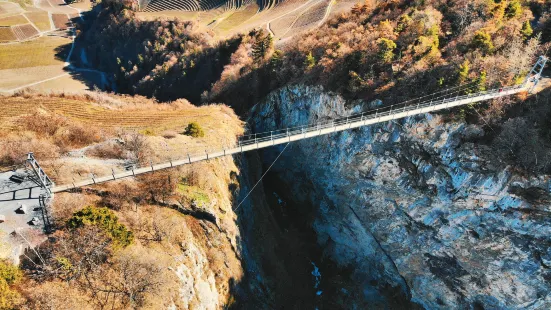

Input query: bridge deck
[51,84,524,193]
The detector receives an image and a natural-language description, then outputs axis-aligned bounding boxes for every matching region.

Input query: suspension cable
[233,142,290,212]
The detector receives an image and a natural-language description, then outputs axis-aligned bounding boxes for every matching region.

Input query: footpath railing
[51,83,525,193]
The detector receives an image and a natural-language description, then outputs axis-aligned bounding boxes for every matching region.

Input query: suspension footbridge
[24,56,549,194]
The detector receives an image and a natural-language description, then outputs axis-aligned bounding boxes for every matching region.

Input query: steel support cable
[233,142,290,212]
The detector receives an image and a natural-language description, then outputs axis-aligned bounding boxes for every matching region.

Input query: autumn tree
[476,71,487,91]
[138,171,176,204]
[89,248,170,309]
[396,14,412,32]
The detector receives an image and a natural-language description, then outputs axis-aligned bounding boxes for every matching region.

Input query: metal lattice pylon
[524,55,548,93]
[26,152,53,198]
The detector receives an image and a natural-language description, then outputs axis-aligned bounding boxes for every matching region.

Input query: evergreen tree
[476,71,487,92]
[458,59,470,84]
[252,33,274,63]
[505,0,521,18]
[521,20,533,39]
[269,49,283,72]
[377,38,396,63]
[304,52,316,69]
[472,30,494,54]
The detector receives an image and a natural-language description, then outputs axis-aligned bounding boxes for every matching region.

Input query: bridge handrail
[51,83,527,192]
[238,84,523,143]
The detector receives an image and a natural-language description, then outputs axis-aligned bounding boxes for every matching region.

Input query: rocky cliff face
[249,84,551,309]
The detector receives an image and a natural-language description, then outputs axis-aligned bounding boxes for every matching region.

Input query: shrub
[54,124,101,148]
[0,260,23,309]
[19,112,67,136]
[0,260,22,285]
[183,122,205,138]
[0,134,59,166]
[86,142,125,159]
[161,130,177,139]
[67,206,134,248]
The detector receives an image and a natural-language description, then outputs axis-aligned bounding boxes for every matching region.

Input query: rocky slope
[248,84,551,309]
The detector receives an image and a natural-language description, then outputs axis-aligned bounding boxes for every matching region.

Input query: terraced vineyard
[52,13,70,29]
[0,14,27,26]
[11,23,39,40]
[0,27,16,42]
[24,11,52,31]
[144,0,228,12]
[141,0,355,41]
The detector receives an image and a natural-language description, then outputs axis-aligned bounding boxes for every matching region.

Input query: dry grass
[0,35,70,69]
[0,14,27,26]
[25,12,51,32]
[0,27,16,41]
[136,10,200,21]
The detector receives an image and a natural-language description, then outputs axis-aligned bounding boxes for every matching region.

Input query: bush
[183,122,205,138]
[0,260,23,309]
[67,206,134,248]
[19,112,67,136]
[0,260,22,285]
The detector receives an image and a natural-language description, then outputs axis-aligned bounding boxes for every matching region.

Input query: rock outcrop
[249,84,551,309]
